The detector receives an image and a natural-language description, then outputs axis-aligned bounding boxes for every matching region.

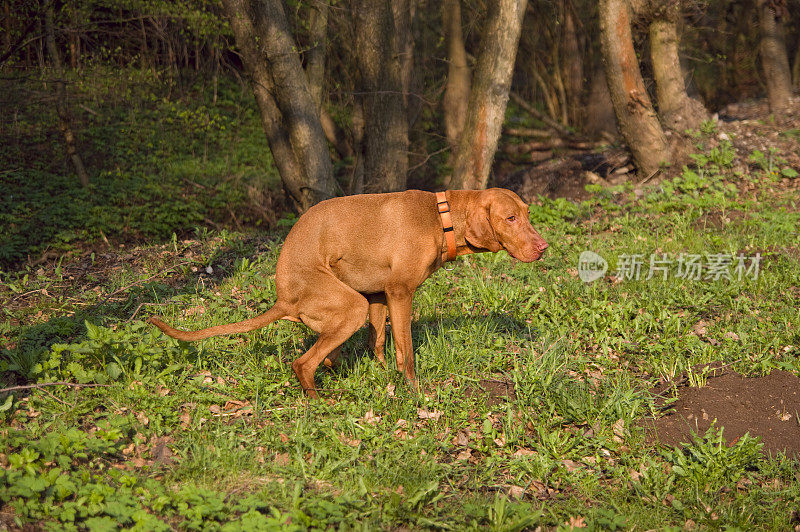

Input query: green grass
[2,73,800,529]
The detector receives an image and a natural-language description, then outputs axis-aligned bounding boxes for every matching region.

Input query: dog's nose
[538,241,548,253]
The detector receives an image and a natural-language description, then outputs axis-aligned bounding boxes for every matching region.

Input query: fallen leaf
[692,320,708,337]
[567,515,586,528]
[453,432,470,446]
[339,432,361,447]
[493,434,506,447]
[612,418,625,443]
[136,412,150,426]
[456,449,472,461]
[386,383,396,397]
[362,409,381,425]
[395,418,409,428]
[417,408,443,421]
[209,405,222,415]
[507,485,525,499]
[274,453,291,466]
[513,448,536,458]
[279,433,289,443]
[562,459,582,472]
[725,331,740,341]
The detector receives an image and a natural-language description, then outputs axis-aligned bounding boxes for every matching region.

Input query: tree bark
[648,5,709,131]
[598,0,670,177]
[442,0,470,152]
[351,0,409,193]
[756,0,793,113]
[584,64,618,138]
[43,0,90,187]
[450,0,527,190]
[793,35,800,90]
[222,0,336,212]
[562,0,584,127]
[305,0,328,111]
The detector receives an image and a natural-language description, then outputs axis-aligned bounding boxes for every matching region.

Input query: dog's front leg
[385,284,417,389]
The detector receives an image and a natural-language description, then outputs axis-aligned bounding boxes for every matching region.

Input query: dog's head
[465,188,548,262]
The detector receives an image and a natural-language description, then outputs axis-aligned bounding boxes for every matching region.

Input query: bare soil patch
[643,367,800,457]
[691,209,748,232]
[464,379,516,406]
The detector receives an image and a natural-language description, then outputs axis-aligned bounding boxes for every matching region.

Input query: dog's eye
[506,215,516,222]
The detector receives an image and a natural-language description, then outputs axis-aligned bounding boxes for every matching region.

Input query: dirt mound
[643,367,800,457]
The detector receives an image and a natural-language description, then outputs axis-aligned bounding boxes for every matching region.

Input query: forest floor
[1,71,800,529]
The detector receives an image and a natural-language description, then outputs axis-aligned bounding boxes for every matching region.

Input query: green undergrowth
[2,134,800,529]
[0,67,280,268]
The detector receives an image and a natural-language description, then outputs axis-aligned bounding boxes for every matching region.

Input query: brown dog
[150,189,548,398]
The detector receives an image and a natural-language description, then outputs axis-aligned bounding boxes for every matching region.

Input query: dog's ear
[465,197,502,252]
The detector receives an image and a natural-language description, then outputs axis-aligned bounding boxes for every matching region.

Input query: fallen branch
[509,91,571,136]
[504,127,554,138]
[0,381,112,394]
[503,138,603,156]
[98,260,193,306]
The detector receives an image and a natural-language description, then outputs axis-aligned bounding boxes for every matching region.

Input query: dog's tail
[149,303,293,342]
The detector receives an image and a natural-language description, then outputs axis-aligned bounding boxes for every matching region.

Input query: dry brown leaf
[507,485,525,499]
[274,453,291,466]
[513,448,536,458]
[566,515,587,528]
[692,320,708,337]
[386,383,396,397]
[279,433,289,443]
[562,459,582,472]
[455,449,472,461]
[136,411,150,426]
[339,432,361,447]
[453,432,470,446]
[362,409,381,425]
[612,418,625,443]
[417,408,443,421]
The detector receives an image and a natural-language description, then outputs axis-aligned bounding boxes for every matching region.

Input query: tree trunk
[352,0,408,193]
[648,6,709,131]
[793,35,800,90]
[449,0,527,190]
[598,0,670,177]
[584,64,618,138]
[43,0,90,187]
[3,1,11,51]
[757,0,793,113]
[222,0,336,212]
[305,0,328,110]
[442,0,471,152]
[562,0,584,127]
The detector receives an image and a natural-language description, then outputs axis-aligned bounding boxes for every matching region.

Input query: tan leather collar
[436,191,457,262]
